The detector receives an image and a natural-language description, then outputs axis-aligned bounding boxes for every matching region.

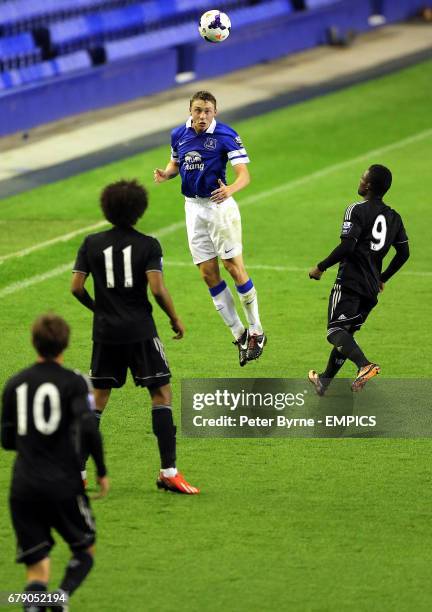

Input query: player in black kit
[1,313,109,612]
[308,165,410,392]
[71,179,199,494]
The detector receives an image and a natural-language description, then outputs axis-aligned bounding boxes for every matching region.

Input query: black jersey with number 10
[337,197,408,298]
[74,227,163,344]
[1,362,98,501]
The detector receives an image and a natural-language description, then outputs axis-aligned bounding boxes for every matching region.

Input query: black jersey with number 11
[74,227,163,344]
[337,197,408,298]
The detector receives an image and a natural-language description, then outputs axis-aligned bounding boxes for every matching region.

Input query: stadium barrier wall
[379,0,427,22]
[195,0,372,79]
[0,0,425,137]
[0,48,177,136]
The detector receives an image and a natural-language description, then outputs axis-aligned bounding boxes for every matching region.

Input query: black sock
[152,406,176,469]
[320,348,347,383]
[60,551,94,596]
[327,329,369,369]
[24,581,47,611]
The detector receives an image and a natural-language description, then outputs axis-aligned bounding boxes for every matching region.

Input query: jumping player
[153,90,266,366]
[1,313,108,612]
[308,165,410,392]
[71,179,199,494]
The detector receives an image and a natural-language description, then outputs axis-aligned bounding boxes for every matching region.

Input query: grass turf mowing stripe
[164,261,432,277]
[1,63,431,612]
[0,126,431,264]
[1,257,430,300]
[0,221,108,263]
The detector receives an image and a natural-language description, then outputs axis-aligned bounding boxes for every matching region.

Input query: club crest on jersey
[184,151,204,171]
[341,221,353,235]
[204,137,217,150]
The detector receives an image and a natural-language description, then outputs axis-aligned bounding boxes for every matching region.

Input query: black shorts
[327,284,377,334]
[90,338,171,389]
[10,494,95,565]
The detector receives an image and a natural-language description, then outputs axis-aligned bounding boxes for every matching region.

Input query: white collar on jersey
[185,117,217,133]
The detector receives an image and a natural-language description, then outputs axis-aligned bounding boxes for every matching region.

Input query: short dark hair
[190,90,217,110]
[368,164,392,196]
[100,179,148,228]
[32,313,70,359]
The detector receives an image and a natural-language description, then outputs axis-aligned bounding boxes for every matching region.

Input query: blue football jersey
[170,118,250,198]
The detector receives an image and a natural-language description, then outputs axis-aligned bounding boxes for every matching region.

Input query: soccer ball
[198,10,231,43]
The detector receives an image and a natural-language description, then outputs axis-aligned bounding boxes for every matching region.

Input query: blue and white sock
[236,279,263,335]
[209,280,245,340]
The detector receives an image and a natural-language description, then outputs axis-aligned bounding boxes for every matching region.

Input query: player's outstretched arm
[309,238,357,280]
[71,272,95,311]
[147,271,184,339]
[153,161,179,184]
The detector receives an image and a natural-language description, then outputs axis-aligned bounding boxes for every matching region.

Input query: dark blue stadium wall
[195,0,372,79]
[0,49,176,136]
[0,0,426,138]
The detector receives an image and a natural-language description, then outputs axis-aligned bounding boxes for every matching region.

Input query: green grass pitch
[1,60,431,611]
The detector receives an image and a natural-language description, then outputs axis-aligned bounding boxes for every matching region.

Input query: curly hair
[100,179,148,227]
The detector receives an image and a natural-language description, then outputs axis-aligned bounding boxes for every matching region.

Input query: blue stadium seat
[0,69,21,90]
[105,1,292,63]
[49,17,90,51]
[49,5,150,52]
[0,32,40,67]
[304,0,344,8]
[0,50,92,90]
[175,0,232,12]
[48,1,247,53]
[105,22,196,61]
[52,49,92,74]
[0,1,122,35]
[11,61,56,85]
[230,0,292,27]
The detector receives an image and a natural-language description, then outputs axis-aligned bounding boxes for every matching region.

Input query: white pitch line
[164,260,432,277]
[1,126,432,264]
[0,223,187,298]
[0,262,73,298]
[151,220,185,237]
[0,220,185,266]
[0,221,108,264]
[1,126,432,297]
[234,126,432,207]
[0,258,430,300]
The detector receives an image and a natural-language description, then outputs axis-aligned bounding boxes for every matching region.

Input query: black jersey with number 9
[337,197,408,298]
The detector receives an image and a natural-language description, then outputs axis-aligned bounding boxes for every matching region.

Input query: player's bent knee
[70,550,94,568]
[327,328,343,345]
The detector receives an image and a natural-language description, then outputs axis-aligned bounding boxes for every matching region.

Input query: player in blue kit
[154,91,266,366]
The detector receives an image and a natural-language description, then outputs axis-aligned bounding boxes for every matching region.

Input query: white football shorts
[184,196,243,264]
